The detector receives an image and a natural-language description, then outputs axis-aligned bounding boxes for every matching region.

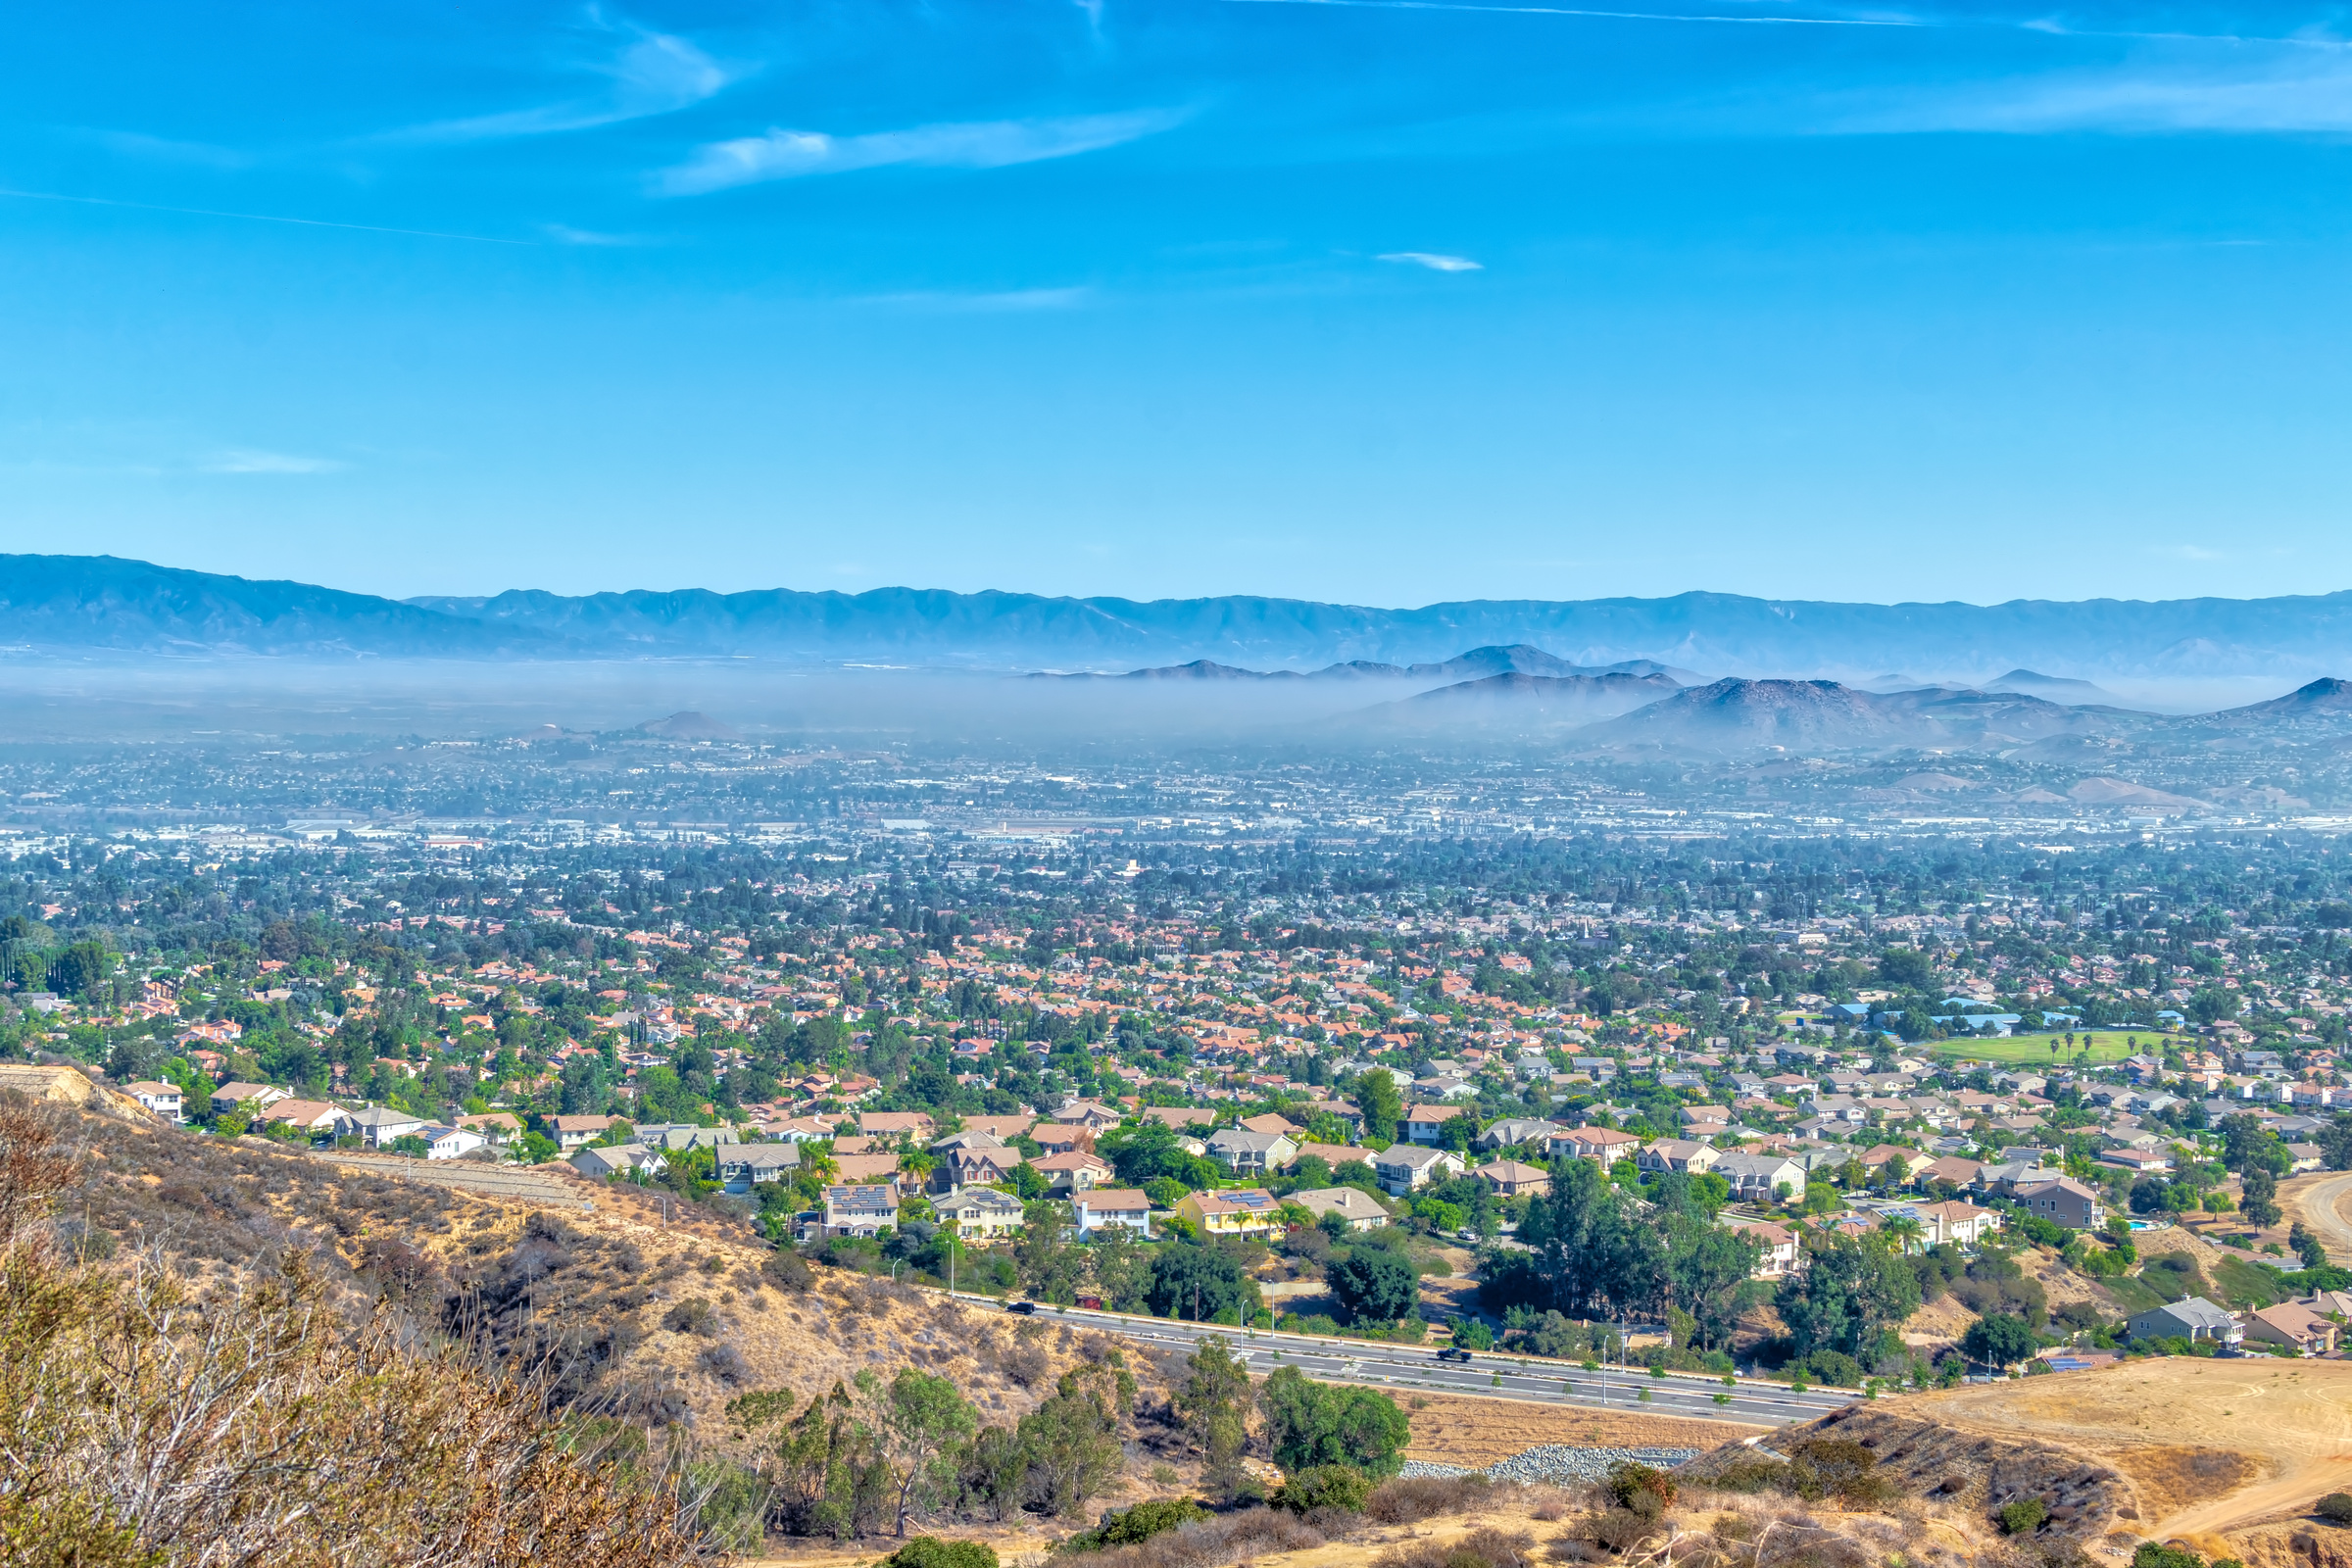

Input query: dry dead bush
[698,1343,753,1387]
[1365,1474,1497,1524]
[0,1095,721,1568]
[1053,1506,1325,1568]
[663,1297,719,1337]
[1372,1525,1538,1568]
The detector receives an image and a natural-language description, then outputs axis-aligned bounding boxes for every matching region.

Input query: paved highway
[947,1295,1855,1428]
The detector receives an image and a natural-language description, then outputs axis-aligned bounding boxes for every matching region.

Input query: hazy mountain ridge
[1579,677,2151,751]
[409,582,2352,677]
[0,554,551,658]
[8,554,2352,680]
[1040,644,1693,685]
[1356,670,1687,729]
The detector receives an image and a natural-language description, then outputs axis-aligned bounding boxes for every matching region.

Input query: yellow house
[939,1188,1027,1245]
[1175,1187,1284,1238]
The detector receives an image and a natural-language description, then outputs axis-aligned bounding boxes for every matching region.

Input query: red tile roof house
[2244,1301,2336,1355]
[549,1114,617,1151]
[857,1111,936,1144]
[1547,1126,1643,1164]
[1474,1158,1550,1198]
[1033,1151,1114,1193]
[1073,1189,1153,1240]
[261,1099,344,1136]
[1402,1104,1472,1145]
[1723,1217,1802,1278]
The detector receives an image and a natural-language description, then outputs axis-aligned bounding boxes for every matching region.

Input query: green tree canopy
[1960,1312,2038,1370]
[1327,1248,1418,1325]
[1147,1245,1258,1324]
[1352,1070,1402,1144]
[1776,1233,1922,1360]
[1255,1365,1411,1478]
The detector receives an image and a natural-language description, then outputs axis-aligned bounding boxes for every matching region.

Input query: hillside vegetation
[1,1092,1343,1555]
[0,1092,714,1568]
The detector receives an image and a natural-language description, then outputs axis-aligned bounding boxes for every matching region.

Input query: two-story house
[1174,1187,1284,1239]
[1373,1144,1465,1197]
[1072,1188,1153,1240]
[1205,1128,1298,1176]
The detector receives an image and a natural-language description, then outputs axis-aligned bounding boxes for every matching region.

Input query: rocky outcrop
[1685,1404,2139,1553]
[0,1063,153,1120]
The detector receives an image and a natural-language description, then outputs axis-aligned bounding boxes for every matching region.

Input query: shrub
[1580,1504,1666,1554]
[2000,1498,2050,1535]
[1054,1508,1323,1568]
[1703,1458,1785,1494]
[762,1249,813,1292]
[696,1343,751,1386]
[1785,1438,1893,1506]
[1605,1461,1678,1514]
[1370,1525,1535,1568]
[662,1297,717,1336]
[887,1538,999,1568]
[2319,1493,2352,1524]
[1069,1496,1207,1548]
[1801,1349,1867,1389]
[1274,1465,1372,1514]
[1364,1474,1494,1524]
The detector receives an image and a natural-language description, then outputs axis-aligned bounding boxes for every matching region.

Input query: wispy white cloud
[385,23,732,144]
[2156,543,2225,561]
[1379,251,1483,270]
[1844,47,2352,134]
[1229,0,2352,138]
[0,187,528,244]
[657,109,1184,195]
[201,449,344,474]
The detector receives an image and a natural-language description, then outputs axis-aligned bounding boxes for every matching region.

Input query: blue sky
[4,1,2351,607]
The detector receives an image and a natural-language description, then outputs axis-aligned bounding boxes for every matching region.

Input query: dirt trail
[2285,1172,2352,1259]
[1907,1359,2352,1539]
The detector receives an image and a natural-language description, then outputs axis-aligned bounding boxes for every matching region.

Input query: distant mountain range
[1041,645,1696,685]
[5,553,2352,681]
[1341,672,2352,755]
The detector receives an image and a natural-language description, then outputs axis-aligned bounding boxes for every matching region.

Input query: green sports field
[1930,1030,2179,1066]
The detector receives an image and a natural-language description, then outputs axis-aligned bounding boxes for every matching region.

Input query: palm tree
[1882,1215,1925,1256]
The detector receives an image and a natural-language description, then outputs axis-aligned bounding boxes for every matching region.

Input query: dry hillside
[1686,1358,2352,1566]
[30,1094,1154,1441]
[0,1060,153,1117]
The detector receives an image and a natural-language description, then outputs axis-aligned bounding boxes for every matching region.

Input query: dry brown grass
[0,1091,716,1568]
[31,1098,1136,1445]
[1878,1354,2352,1540]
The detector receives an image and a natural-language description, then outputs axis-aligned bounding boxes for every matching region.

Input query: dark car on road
[1436,1347,1474,1363]
[1006,1300,1037,1314]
